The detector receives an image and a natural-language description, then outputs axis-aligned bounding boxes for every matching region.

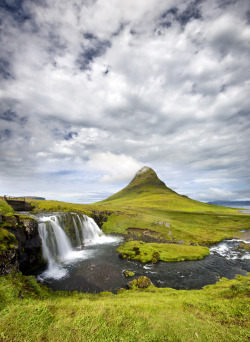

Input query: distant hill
[208,201,250,207]
[98,166,236,213]
[20,196,46,200]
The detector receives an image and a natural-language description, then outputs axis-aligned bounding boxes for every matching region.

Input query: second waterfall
[37,213,119,280]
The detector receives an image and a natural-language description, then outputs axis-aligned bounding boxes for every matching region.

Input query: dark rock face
[5,199,32,211]
[91,210,112,227]
[19,217,43,272]
[0,247,18,275]
[0,215,43,274]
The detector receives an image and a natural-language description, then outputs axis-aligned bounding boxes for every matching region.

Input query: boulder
[127,276,153,289]
[123,270,135,277]
[137,276,153,288]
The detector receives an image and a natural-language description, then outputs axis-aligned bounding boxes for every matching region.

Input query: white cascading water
[79,215,115,246]
[38,213,118,280]
[72,216,82,247]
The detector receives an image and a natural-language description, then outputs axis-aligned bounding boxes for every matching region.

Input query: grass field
[0,272,249,342]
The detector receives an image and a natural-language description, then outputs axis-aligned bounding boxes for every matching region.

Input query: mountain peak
[135,166,152,176]
[127,166,166,190]
[102,166,174,203]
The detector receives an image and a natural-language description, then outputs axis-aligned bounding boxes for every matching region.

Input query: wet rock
[127,276,153,289]
[119,252,127,259]
[236,242,250,251]
[91,210,113,227]
[1,215,43,274]
[127,279,138,289]
[0,247,18,275]
[137,276,153,288]
[123,270,135,277]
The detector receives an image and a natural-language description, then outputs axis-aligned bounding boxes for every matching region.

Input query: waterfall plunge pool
[32,212,250,293]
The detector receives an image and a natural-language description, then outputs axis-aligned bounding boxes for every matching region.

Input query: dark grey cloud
[0,59,13,79]
[161,1,203,28]
[0,0,31,24]
[77,38,111,70]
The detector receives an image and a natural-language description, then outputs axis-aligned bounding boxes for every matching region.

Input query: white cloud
[87,152,143,183]
[0,0,249,202]
[198,187,235,201]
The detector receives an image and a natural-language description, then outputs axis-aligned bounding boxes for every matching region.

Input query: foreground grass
[0,199,14,215]
[0,273,249,342]
[117,241,210,262]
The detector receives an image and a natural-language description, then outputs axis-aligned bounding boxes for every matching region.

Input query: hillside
[26,166,250,246]
[99,166,237,213]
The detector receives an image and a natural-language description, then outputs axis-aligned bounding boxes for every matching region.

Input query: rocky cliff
[0,214,43,275]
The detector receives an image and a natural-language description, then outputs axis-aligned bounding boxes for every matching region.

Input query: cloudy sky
[0,0,250,203]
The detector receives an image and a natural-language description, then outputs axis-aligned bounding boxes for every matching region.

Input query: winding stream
[33,212,250,293]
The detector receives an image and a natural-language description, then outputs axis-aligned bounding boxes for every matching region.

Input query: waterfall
[39,215,73,259]
[72,216,82,247]
[79,215,104,246]
[37,212,119,280]
[38,215,75,279]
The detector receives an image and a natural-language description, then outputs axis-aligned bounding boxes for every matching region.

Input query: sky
[0,0,250,204]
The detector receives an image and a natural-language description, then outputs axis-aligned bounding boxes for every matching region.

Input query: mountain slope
[100,166,235,213]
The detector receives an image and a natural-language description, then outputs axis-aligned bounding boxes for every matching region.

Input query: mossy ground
[0,229,17,251]
[28,199,250,246]
[0,273,249,342]
[117,240,210,262]
[0,199,14,215]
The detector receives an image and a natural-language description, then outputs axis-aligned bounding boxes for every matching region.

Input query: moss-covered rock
[137,276,153,288]
[127,279,138,289]
[117,288,126,294]
[123,270,135,277]
[0,247,18,275]
[91,210,112,228]
[237,242,250,250]
[127,276,153,290]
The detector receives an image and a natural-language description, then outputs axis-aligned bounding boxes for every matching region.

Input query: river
[30,211,250,293]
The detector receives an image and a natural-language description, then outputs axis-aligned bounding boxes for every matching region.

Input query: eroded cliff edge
[0,213,43,275]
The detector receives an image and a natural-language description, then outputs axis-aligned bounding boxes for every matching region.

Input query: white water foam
[210,239,250,261]
[37,213,120,280]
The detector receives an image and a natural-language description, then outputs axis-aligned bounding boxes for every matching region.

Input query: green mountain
[101,166,233,213]
[104,166,174,200]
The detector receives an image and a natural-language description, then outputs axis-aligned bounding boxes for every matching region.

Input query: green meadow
[0,273,249,342]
